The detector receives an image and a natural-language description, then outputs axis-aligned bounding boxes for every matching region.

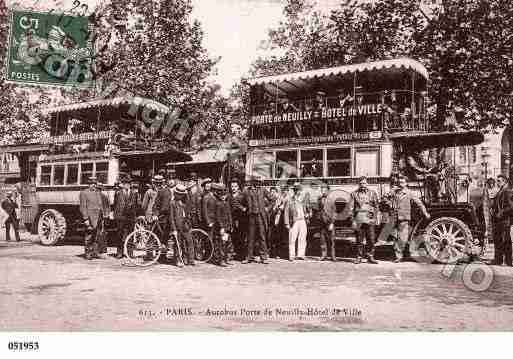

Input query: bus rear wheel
[423,217,472,264]
[38,209,67,246]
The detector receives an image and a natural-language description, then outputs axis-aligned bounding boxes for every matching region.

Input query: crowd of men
[77,165,442,266]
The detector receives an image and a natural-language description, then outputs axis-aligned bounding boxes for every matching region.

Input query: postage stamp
[5,8,94,88]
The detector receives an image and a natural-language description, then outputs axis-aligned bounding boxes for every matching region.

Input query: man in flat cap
[79,176,110,260]
[201,178,217,244]
[349,176,379,264]
[169,184,196,267]
[113,175,142,258]
[1,191,20,242]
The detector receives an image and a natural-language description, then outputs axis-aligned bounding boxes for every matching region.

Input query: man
[490,174,513,266]
[349,176,379,264]
[113,176,141,258]
[391,174,430,263]
[243,177,270,264]
[79,176,110,260]
[284,182,309,261]
[97,182,111,255]
[201,178,217,244]
[267,187,282,258]
[152,174,173,258]
[229,179,247,261]
[169,184,196,267]
[1,191,20,242]
[318,184,336,261]
[212,183,233,267]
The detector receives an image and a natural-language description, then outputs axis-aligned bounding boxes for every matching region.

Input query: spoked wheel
[191,228,213,262]
[123,228,162,267]
[423,217,473,264]
[37,209,66,246]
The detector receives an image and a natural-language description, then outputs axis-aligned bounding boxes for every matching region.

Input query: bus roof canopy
[247,58,428,96]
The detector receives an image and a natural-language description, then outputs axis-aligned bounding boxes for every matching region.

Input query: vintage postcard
[0,0,513,348]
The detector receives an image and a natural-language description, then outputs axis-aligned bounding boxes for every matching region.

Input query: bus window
[327,148,351,177]
[80,163,93,184]
[300,149,323,177]
[275,150,298,179]
[354,148,380,177]
[95,162,109,184]
[251,152,274,179]
[67,164,79,185]
[54,165,65,185]
[40,165,52,185]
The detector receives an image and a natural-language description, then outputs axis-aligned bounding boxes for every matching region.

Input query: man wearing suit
[229,179,247,261]
[490,174,513,266]
[391,174,430,263]
[212,183,233,266]
[169,184,196,267]
[284,182,310,261]
[80,176,110,260]
[243,177,270,264]
[318,184,336,261]
[1,191,20,242]
[152,174,173,258]
[349,176,379,264]
[113,176,142,258]
[202,178,217,243]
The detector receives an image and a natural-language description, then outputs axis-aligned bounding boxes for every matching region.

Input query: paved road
[1,232,512,331]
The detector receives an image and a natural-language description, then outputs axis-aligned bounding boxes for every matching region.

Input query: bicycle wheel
[191,228,213,262]
[124,228,162,267]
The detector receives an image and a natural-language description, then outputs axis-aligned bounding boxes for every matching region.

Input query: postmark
[5,8,94,88]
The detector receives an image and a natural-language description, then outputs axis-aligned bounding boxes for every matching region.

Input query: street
[1,232,513,331]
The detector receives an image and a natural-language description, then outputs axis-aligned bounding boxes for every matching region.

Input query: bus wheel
[423,217,472,264]
[38,209,67,246]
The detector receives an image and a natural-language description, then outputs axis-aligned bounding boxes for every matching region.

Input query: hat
[316,91,326,96]
[211,183,226,192]
[88,176,98,184]
[153,175,165,183]
[5,191,13,197]
[174,184,188,195]
[201,178,213,186]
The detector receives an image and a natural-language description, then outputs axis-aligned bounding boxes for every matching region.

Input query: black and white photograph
[1,0,513,351]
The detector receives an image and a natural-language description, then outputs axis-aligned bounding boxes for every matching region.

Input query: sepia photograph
[1,0,513,350]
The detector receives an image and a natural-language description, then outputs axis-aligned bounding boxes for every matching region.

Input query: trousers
[289,219,307,259]
[320,226,335,259]
[493,220,512,266]
[247,214,268,259]
[355,223,376,258]
[173,231,195,265]
[5,216,20,242]
[393,221,410,260]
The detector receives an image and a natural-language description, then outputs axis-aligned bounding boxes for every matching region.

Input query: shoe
[116,252,123,259]
[320,256,328,261]
[393,258,402,263]
[176,261,184,268]
[331,257,337,262]
[296,257,305,260]
[225,261,233,266]
[218,262,228,267]
[367,256,378,264]
[354,257,362,265]
[260,258,269,264]
[289,258,294,262]
[85,254,93,260]
[97,254,108,260]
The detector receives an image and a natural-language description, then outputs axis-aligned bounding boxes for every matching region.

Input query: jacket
[215,197,233,232]
[391,188,429,222]
[113,189,141,221]
[229,191,247,222]
[1,197,18,220]
[202,191,217,227]
[244,186,270,215]
[284,193,308,226]
[188,189,203,227]
[169,199,195,232]
[318,194,336,225]
[349,188,379,224]
[153,187,173,217]
[79,188,110,228]
[491,185,513,222]
[142,188,157,217]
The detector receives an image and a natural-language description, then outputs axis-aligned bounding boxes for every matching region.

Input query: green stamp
[6,9,94,88]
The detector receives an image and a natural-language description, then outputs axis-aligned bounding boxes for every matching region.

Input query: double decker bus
[245,58,484,262]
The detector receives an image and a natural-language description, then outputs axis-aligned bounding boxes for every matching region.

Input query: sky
[6,0,341,94]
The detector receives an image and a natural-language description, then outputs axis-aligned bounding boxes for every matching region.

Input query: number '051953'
[7,341,39,351]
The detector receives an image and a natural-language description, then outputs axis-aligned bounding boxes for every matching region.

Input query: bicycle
[123,216,214,267]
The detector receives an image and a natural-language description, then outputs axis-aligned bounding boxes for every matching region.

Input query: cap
[201,178,213,186]
[88,176,98,184]
[316,91,326,96]
[5,191,13,197]
[153,175,165,183]
[211,183,226,192]
[174,184,188,195]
